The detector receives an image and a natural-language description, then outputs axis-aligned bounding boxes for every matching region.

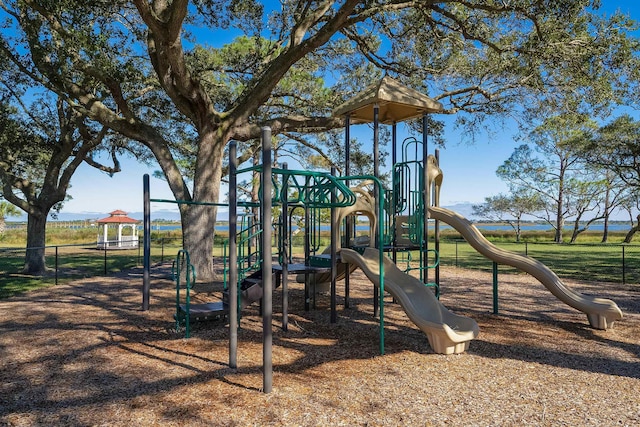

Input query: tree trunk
[569,217,581,243]
[179,128,226,283]
[554,218,564,243]
[601,187,611,243]
[623,215,640,243]
[23,212,47,275]
[623,227,638,243]
[569,228,584,243]
[180,203,218,283]
[555,166,565,244]
[601,214,609,243]
[555,203,564,244]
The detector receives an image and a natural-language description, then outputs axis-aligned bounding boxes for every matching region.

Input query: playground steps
[309,254,332,267]
[176,301,227,323]
[223,268,277,310]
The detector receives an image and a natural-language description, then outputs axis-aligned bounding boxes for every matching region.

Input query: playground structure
[142,76,623,393]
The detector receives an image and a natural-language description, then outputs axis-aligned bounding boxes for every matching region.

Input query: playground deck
[0,261,638,426]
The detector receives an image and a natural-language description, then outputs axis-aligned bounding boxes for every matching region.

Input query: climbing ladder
[388,137,440,296]
[173,249,227,338]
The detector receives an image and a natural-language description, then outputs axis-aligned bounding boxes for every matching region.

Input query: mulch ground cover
[0,261,638,426]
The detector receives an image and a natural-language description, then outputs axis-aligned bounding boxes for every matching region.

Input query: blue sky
[46,2,640,220]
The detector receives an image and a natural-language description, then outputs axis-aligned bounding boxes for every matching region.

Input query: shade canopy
[333,76,443,124]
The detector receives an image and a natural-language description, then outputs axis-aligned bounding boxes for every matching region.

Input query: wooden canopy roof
[333,76,443,124]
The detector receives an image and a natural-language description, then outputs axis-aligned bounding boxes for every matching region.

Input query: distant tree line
[473,113,640,244]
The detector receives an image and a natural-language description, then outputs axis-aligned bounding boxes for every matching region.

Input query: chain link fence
[0,237,184,297]
[2,236,638,300]
[442,240,640,285]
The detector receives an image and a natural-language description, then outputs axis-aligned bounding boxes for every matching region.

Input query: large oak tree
[0,96,128,274]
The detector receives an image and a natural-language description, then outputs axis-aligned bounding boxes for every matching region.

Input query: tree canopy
[584,114,640,189]
[2,0,639,277]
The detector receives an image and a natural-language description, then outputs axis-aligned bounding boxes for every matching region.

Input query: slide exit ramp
[341,248,479,354]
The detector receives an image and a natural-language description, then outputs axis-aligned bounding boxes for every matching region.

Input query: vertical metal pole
[392,122,397,263]
[261,126,273,394]
[373,103,380,245]
[281,163,289,331]
[330,167,337,323]
[344,114,351,309]
[377,179,385,355]
[622,245,626,285]
[492,261,499,314]
[229,142,238,369]
[55,246,58,286]
[422,114,429,284]
[434,149,440,288]
[391,123,397,184]
[142,174,151,310]
[455,240,458,267]
[247,215,252,269]
[304,203,310,311]
[104,246,108,275]
[373,103,380,318]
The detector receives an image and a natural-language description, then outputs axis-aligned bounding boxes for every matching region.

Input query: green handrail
[173,249,197,338]
[238,166,357,209]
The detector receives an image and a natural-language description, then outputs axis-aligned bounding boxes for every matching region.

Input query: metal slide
[428,206,623,329]
[340,247,479,354]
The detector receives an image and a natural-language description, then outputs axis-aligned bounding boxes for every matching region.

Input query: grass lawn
[2,228,639,300]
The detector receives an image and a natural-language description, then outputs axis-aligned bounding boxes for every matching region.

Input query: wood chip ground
[0,262,638,426]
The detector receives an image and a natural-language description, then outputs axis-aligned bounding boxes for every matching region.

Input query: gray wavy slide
[428,206,623,329]
[340,247,480,354]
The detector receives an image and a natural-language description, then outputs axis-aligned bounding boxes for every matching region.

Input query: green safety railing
[222,216,269,325]
[397,249,441,298]
[173,249,197,338]
[236,165,357,208]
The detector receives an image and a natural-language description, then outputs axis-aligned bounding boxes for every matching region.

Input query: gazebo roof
[97,210,139,224]
[333,76,443,124]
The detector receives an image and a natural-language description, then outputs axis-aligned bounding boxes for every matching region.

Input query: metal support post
[142,174,151,310]
[261,127,273,394]
[492,261,499,314]
[229,142,238,369]
[330,166,337,323]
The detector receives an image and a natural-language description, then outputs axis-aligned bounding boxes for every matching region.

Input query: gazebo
[96,210,139,249]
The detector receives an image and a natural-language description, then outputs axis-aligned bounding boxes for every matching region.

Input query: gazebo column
[118,224,123,247]
[103,224,108,248]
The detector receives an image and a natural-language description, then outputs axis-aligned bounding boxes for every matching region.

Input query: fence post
[622,245,626,285]
[55,246,59,286]
[455,240,458,267]
[492,261,499,314]
[104,246,108,275]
